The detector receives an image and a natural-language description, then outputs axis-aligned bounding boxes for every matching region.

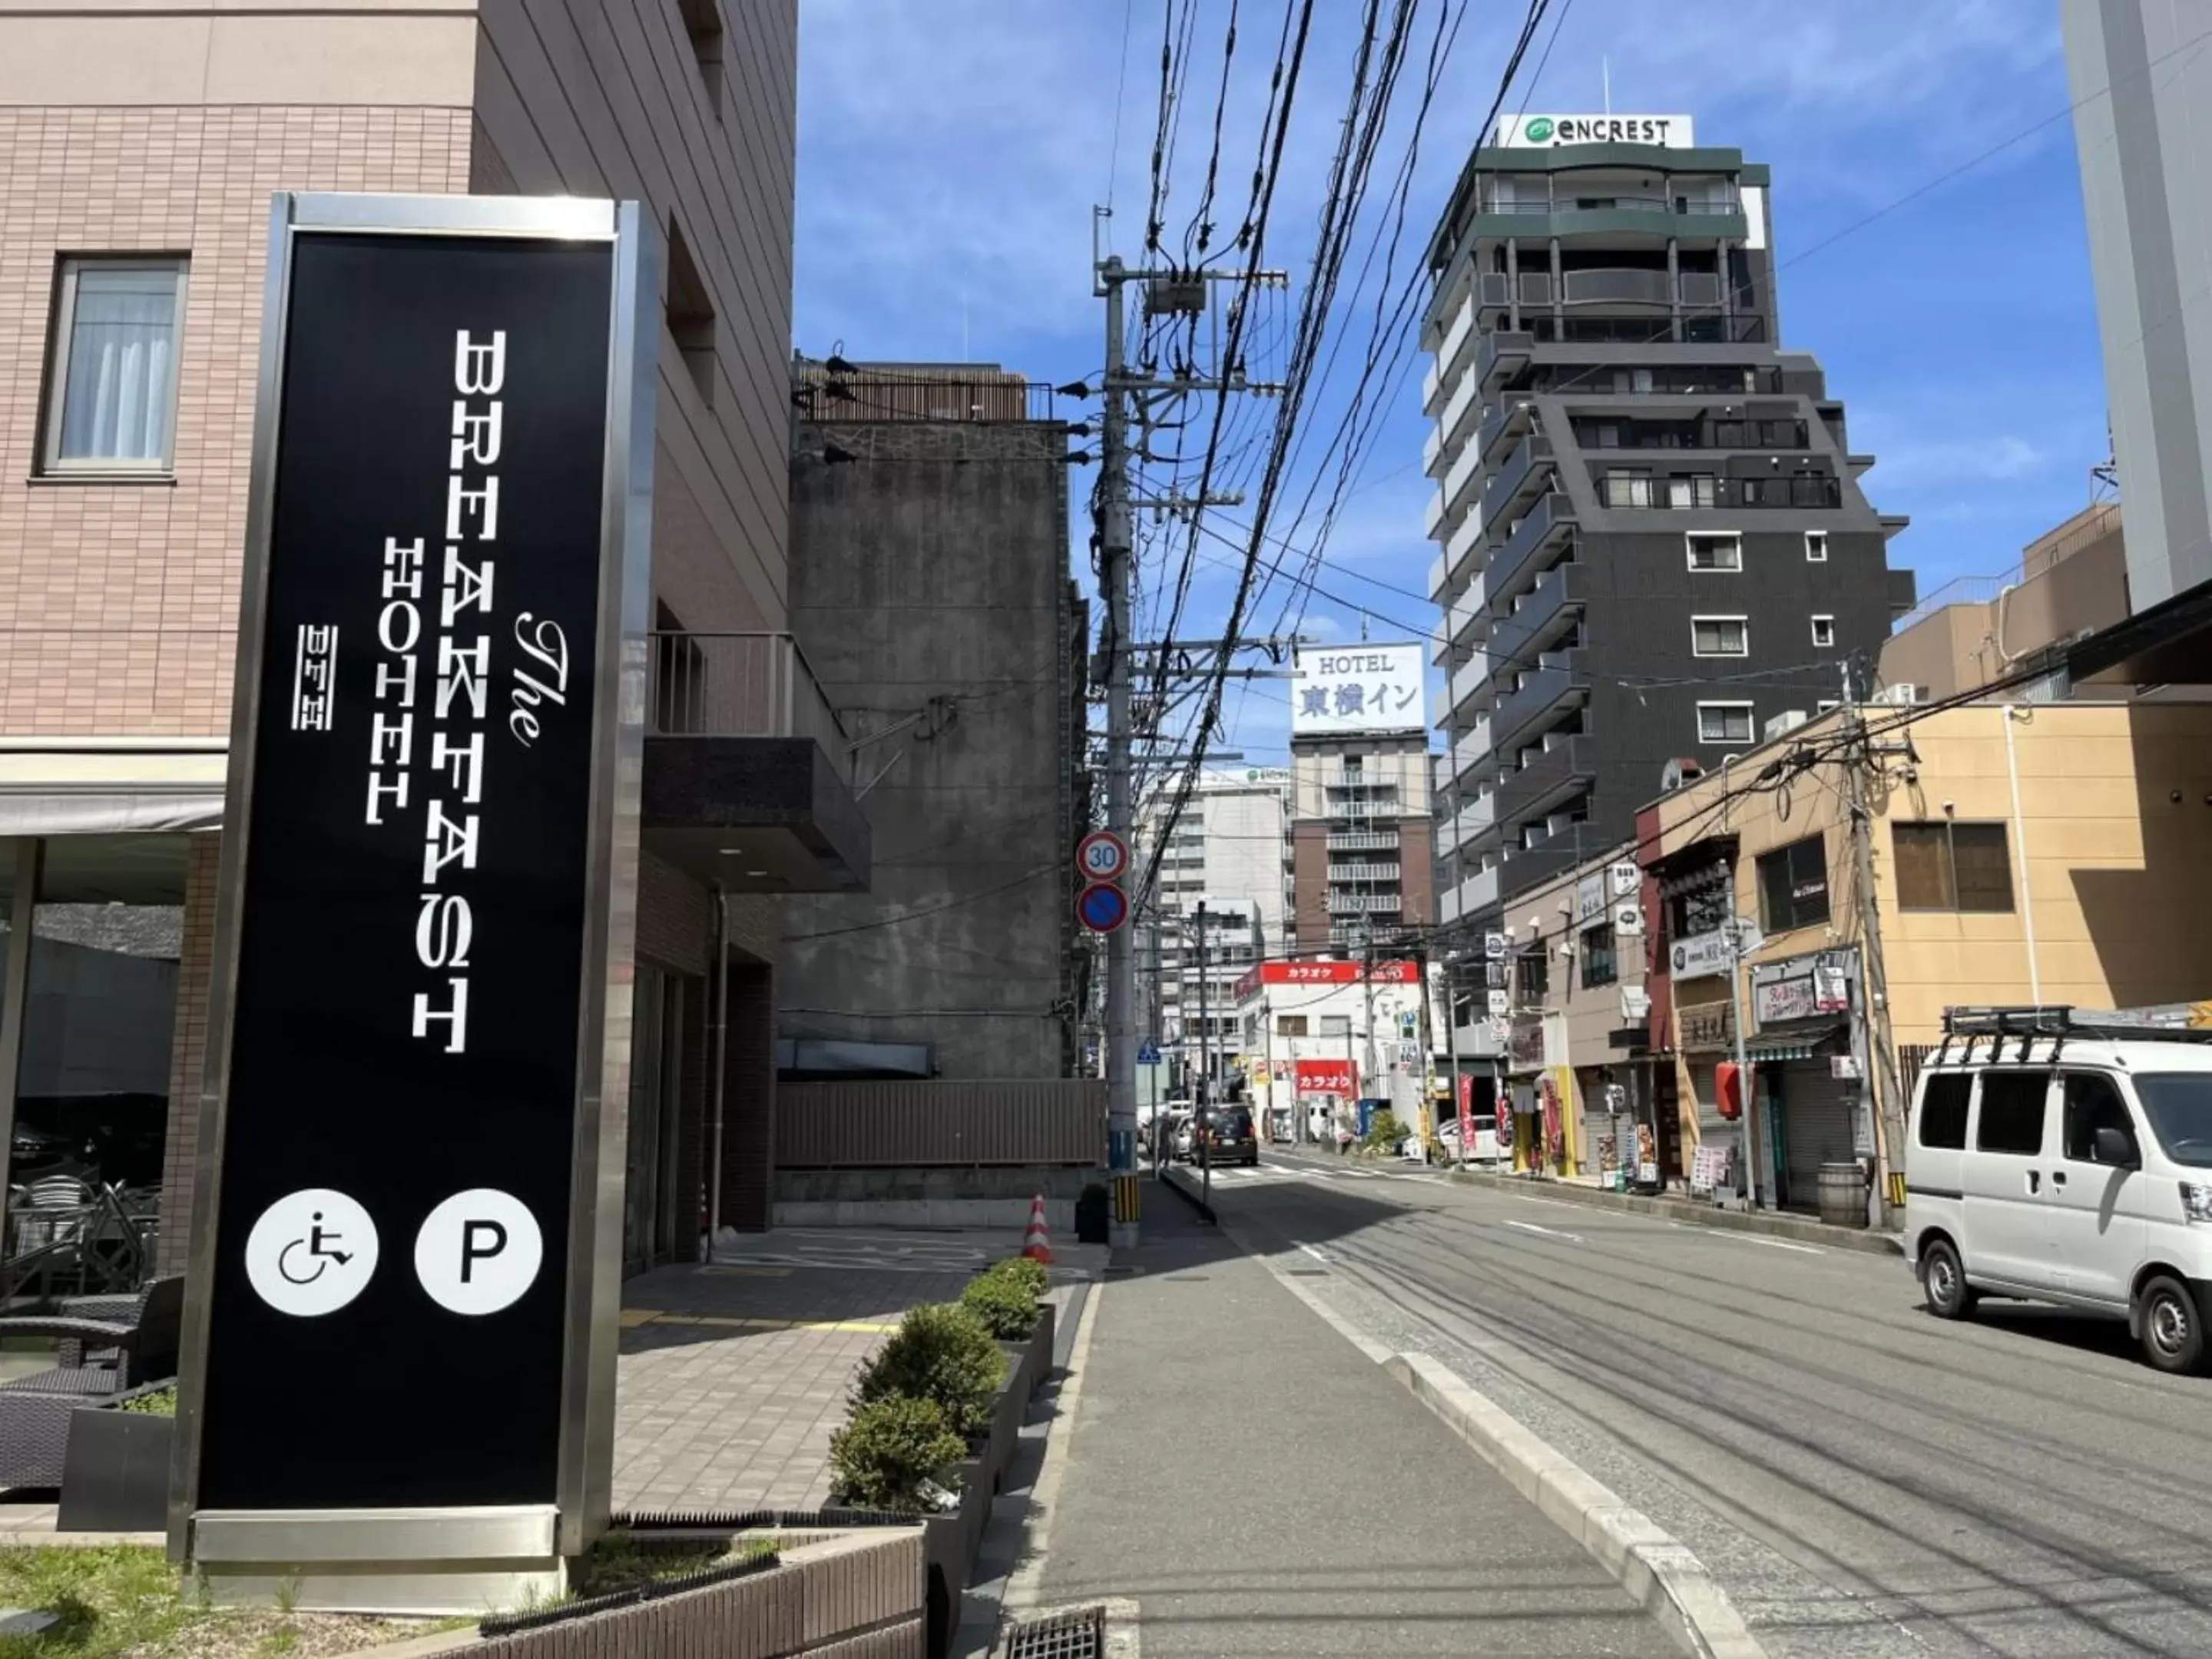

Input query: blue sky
[793,1,2107,761]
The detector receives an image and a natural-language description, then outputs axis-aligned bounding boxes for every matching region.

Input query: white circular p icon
[414,1189,542,1316]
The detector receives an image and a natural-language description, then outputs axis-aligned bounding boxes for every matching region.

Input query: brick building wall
[0,105,472,737]
[154,831,220,1277]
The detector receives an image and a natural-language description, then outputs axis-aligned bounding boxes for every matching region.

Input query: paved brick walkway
[614,1260,973,1513]
[614,1231,1104,1515]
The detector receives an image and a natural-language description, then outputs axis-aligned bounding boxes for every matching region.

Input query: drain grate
[996,1604,1105,1659]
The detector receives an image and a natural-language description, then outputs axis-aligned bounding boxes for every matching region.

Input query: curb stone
[1386,1353,1765,1659]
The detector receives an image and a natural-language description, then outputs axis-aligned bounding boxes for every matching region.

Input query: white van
[1904,1006,2212,1374]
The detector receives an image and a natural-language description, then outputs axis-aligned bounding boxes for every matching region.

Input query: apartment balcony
[1422,293,1477,416]
[1489,648,1590,759]
[1423,484,1445,539]
[1440,435,1485,533]
[1448,650,1494,714]
[1435,509,1488,611]
[1444,572,1488,649]
[1439,882,1465,926]
[641,631,870,892]
[1480,434,1556,528]
[1474,198,1747,244]
[1484,492,1577,610]
[1452,863,1501,920]
[1433,373,1482,475]
[1449,717,1492,782]
[1488,560,1589,666]
[1327,890,1405,916]
[1330,863,1402,882]
[1495,733,1594,830]
[1497,823,1597,906]
[1561,268,1674,307]
[1477,397,1535,467]
[1476,330,1532,393]
[1449,789,1495,853]
[1327,829,1399,853]
[1477,272,1557,312]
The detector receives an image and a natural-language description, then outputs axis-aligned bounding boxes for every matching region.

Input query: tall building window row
[1601,470,1842,510]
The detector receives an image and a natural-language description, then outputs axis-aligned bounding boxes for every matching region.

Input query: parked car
[1905,1006,2212,1374]
[1435,1114,1503,1165]
[1196,1105,1259,1167]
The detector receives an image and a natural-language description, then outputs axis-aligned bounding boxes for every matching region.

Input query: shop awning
[1744,1023,1846,1062]
[0,747,227,836]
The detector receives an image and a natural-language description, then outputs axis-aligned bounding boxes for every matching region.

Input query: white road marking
[1502,1218,1584,1243]
[1295,1241,1333,1265]
[1667,1221,1826,1255]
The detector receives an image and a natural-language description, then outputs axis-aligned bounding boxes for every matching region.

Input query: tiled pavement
[614,1231,1106,1515]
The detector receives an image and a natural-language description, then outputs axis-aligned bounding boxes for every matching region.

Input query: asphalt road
[1207,1147,2212,1659]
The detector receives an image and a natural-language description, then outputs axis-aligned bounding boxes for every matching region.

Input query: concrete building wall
[782,416,1078,1079]
[2065,0,2212,608]
[1879,502,2131,702]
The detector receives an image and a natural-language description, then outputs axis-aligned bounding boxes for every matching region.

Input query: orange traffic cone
[1022,1193,1055,1265]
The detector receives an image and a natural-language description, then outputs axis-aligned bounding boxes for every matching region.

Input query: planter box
[919,1308,1055,1659]
[57,1392,173,1533]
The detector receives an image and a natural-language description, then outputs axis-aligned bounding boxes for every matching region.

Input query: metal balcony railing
[647,631,854,783]
[1327,830,1399,853]
[1329,863,1402,882]
[1327,891,1405,915]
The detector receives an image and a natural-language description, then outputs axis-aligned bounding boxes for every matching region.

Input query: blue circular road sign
[1078,881,1129,934]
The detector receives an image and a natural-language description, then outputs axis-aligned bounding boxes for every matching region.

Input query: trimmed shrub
[1361,1108,1406,1154]
[993,1255,1049,1303]
[828,1396,967,1512]
[853,1302,1008,1438]
[961,1268,1039,1341]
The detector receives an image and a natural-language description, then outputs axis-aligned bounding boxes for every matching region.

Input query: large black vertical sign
[198,233,614,1508]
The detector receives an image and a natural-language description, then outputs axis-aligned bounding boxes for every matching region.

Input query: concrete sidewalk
[1016,1202,1675,1656]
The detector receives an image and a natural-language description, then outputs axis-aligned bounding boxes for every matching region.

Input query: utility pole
[1842,658,1906,1226]
[1723,874,1760,1210]
[1196,902,1214,1211]
[1443,950,1466,1171]
[1094,224,1286,1241]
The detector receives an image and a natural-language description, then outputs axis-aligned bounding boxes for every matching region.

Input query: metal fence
[647,631,853,783]
[791,371,1057,423]
[777,1081,1107,1168]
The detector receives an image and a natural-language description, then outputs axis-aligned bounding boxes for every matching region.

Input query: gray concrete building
[1422,114,1914,938]
[780,363,1088,1080]
[2064,0,2212,611]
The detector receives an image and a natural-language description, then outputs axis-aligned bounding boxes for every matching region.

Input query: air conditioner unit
[1659,757,1705,793]
[1872,683,1919,707]
[1763,709,1810,741]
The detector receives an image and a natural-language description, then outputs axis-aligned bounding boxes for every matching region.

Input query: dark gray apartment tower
[1423,114,1915,935]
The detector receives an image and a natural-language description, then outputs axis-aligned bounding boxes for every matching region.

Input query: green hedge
[852,1302,1007,1439]
[828,1396,966,1512]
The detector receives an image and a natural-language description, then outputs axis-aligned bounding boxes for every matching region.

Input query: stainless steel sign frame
[170,194,656,1610]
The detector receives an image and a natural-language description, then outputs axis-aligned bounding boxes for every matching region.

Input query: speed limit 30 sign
[1076,830,1128,882]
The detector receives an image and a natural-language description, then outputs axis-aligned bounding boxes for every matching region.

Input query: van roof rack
[1936,1005,2212,1066]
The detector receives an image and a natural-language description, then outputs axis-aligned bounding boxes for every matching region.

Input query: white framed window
[1691,615,1748,657]
[1601,469,1653,508]
[1697,702,1755,744]
[1810,614,1836,648]
[41,257,187,475]
[1687,531,1741,571]
[1805,530,1829,562]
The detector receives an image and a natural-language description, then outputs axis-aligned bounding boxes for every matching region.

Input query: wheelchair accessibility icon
[246,1190,378,1317]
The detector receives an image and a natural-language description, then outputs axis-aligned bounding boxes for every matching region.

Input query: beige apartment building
[0,1,856,1277]
[1644,698,2212,1213]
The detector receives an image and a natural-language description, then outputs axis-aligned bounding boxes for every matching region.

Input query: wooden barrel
[1816,1162,1866,1228]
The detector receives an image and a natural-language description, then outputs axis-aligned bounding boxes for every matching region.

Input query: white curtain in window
[61,269,178,463]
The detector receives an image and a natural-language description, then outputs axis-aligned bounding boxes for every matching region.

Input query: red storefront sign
[1293,1059,1355,1097]
[1233,959,1420,999]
